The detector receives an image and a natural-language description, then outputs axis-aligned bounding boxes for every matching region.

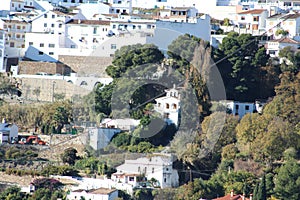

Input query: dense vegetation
[0,32,299,199]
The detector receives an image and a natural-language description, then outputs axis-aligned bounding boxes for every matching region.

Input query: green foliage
[278,46,300,73]
[41,165,79,176]
[0,186,26,200]
[106,44,164,78]
[214,32,276,101]
[255,174,267,200]
[31,178,63,192]
[61,147,79,165]
[275,29,289,36]
[167,34,202,66]
[111,132,132,147]
[274,159,300,200]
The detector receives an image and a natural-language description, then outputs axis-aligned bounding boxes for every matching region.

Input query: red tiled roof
[238,9,266,15]
[270,37,300,44]
[213,194,250,200]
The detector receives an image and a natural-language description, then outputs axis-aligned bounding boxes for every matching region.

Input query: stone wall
[59,55,113,76]
[19,78,91,102]
[18,61,72,75]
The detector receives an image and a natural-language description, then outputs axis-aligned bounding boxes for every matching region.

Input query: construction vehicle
[19,135,47,145]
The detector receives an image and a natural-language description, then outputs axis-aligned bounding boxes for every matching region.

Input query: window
[40,43,44,47]
[16,34,20,39]
[17,26,21,29]
[44,23,47,28]
[152,168,154,173]
[22,26,25,29]
[52,14,55,19]
[38,51,43,55]
[49,52,54,55]
[144,167,147,173]
[49,44,55,48]
[253,16,259,22]
[158,103,161,107]
[70,45,76,48]
[93,27,97,34]
[59,24,62,28]
[172,104,177,109]
[129,177,134,181]
[133,25,136,29]
[235,105,239,110]
[10,42,14,47]
[166,103,170,109]
[44,14,47,18]
[112,24,116,29]
[241,16,245,20]
[138,166,140,172]
[111,44,117,49]
[29,42,33,46]
[245,105,250,110]
[51,24,55,28]
[12,3,14,7]
[164,178,167,183]
[147,25,151,29]
[0,50,2,57]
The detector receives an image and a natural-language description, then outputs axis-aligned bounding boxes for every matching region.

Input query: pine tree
[257,174,267,200]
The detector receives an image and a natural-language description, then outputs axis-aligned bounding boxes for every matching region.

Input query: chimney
[250,194,253,200]
[230,189,234,198]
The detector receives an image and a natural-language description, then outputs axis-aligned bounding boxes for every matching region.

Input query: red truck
[19,135,47,145]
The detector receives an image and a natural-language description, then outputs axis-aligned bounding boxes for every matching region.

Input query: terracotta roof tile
[238,9,266,15]
[270,37,300,44]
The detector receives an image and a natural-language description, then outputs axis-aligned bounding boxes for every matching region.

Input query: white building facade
[266,12,300,41]
[114,154,179,188]
[266,37,300,57]
[0,30,5,72]
[0,122,18,144]
[154,86,180,127]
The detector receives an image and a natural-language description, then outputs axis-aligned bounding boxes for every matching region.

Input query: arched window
[166,103,170,109]
[172,103,177,110]
[80,81,87,86]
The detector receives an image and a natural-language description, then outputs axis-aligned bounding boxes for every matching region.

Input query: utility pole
[52,81,56,102]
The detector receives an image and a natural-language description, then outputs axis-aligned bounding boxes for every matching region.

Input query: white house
[88,127,121,150]
[65,19,111,49]
[67,188,118,200]
[0,29,5,72]
[78,2,110,19]
[266,37,300,57]
[0,120,18,144]
[221,100,257,118]
[100,118,140,131]
[46,0,88,8]
[154,86,180,127]
[237,9,268,33]
[168,7,198,23]
[0,19,31,58]
[109,0,133,14]
[113,153,179,188]
[30,10,72,35]
[266,11,300,41]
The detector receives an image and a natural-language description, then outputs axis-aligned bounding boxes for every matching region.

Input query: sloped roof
[213,194,250,200]
[270,37,300,44]
[238,9,266,15]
